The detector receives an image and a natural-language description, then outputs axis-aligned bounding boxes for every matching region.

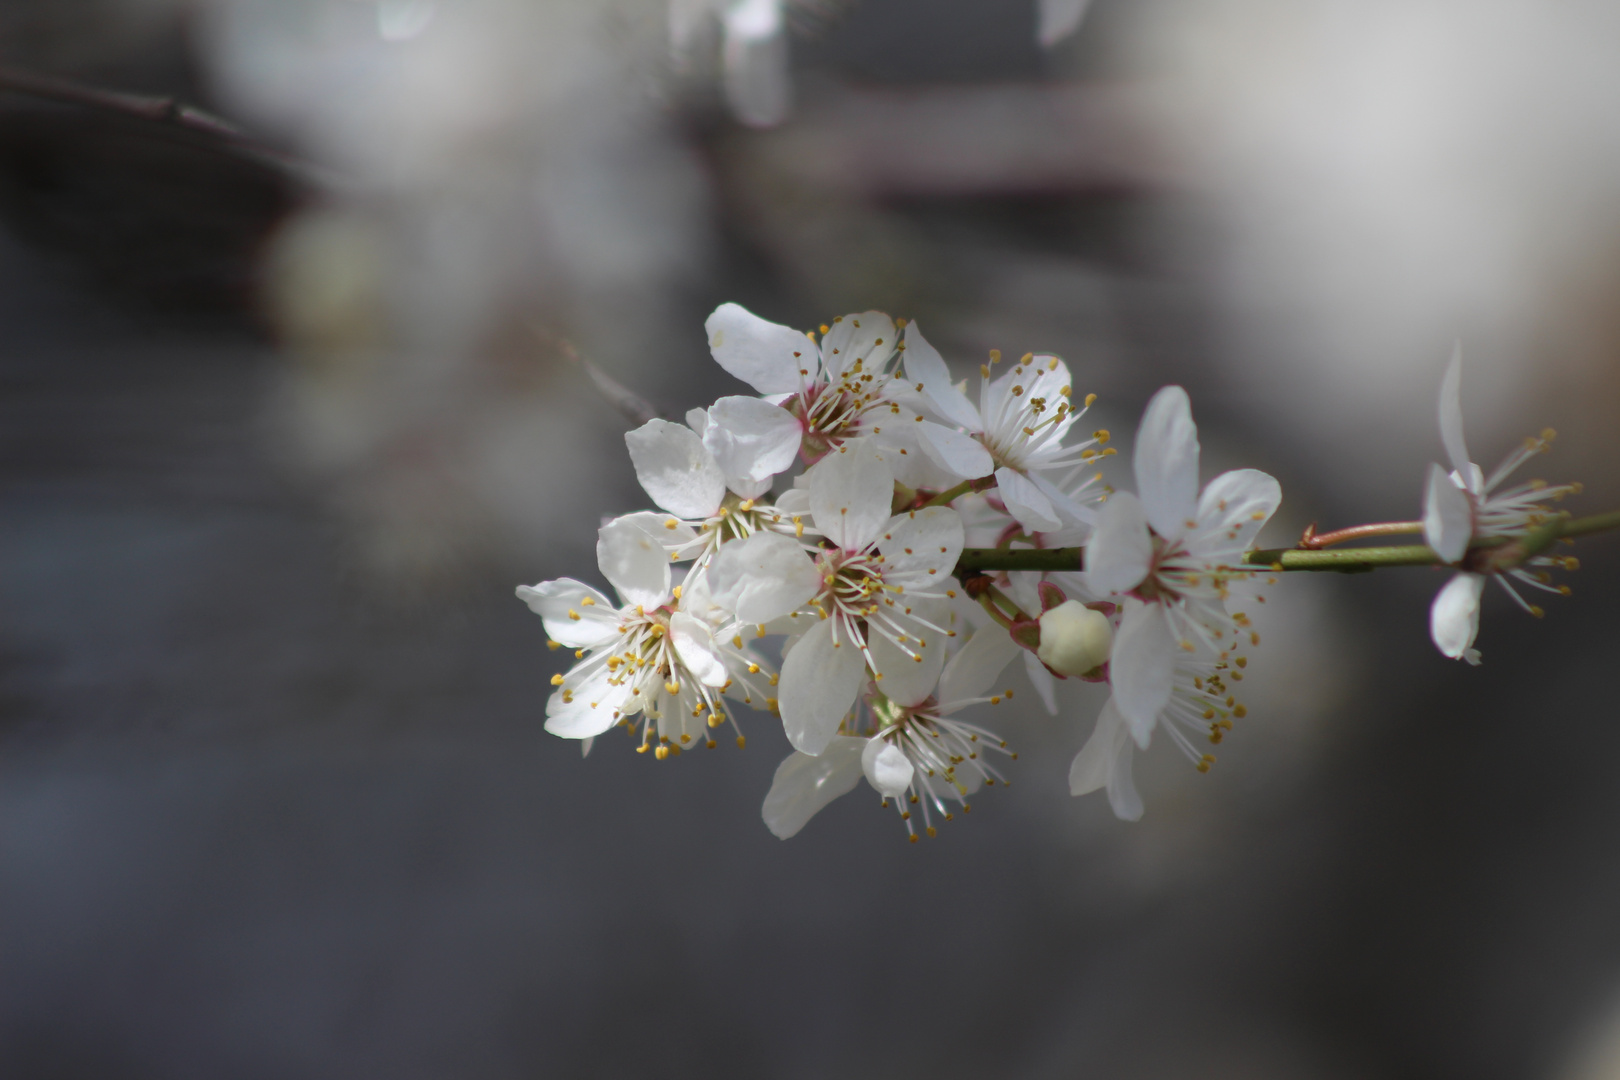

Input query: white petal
[808,442,894,553]
[1423,462,1474,564]
[1188,469,1282,557]
[596,516,671,610]
[685,406,709,437]
[624,418,726,520]
[760,737,866,839]
[868,618,946,709]
[938,623,1022,703]
[1069,696,1127,793]
[861,738,914,798]
[1023,650,1059,715]
[704,395,803,483]
[1438,344,1474,486]
[914,421,995,480]
[705,302,811,394]
[669,611,729,688]
[1110,598,1175,748]
[515,579,620,648]
[1134,385,1201,540]
[708,531,821,624]
[544,667,633,739]
[610,509,700,558]
[779,617,868,756]
[878,506,965,578]
[1084,492,1153,595]
[902,321,982,430]
[720,0,790,128]
[1028,471,1097,532]
[995,467,1062,534]
[1037,0,1092,47]
[818,311,895,380]
[1431,572,1485,661]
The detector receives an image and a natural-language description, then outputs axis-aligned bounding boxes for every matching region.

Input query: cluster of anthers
[517,309,1586,838]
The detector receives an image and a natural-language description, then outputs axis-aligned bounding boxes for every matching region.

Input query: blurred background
[4,0,1620,1076]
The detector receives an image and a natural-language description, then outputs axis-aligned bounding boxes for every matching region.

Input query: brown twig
[536,327,665,426]
[1298,520,1425,550]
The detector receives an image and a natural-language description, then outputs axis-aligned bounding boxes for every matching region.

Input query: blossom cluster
[517,308,1580,839]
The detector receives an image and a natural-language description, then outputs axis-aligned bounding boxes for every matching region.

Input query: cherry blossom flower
[709,442,964,755]
[761,622,1019,840]
[900,321,1108,535]
[1068,633,1249,821]
[703,303,931,470]
[1422,350,1581,663]
[516,515,774,758]
[624,413,805,570]
[1083,386,1279,746]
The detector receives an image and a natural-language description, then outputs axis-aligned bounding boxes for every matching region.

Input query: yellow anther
[1530,605,1546,618]
[1233,704,1247,718]
[550,674,565,686]
[672,585,682,600]
[1093,429,1109,443]
[989,349,1001,364]
[736,735,747,749]
[546,640,561,651]
[665,519,679,530]
[655,745,669,760]
[580,596,595,606]
[567,609,580,621]
[665,680,680,694]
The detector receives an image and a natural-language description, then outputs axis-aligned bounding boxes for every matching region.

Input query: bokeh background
[5,1,1620,1077]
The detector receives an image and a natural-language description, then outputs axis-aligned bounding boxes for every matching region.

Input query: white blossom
[1422,348,1580,663]
[703,303,934,475]
[762,622,1020,840]
[711,442,965,756]
[901,321,1108,535]
[1069,638,1249,821]
[1083,386,1279,746]
[624,413,805,570]
[516,515,774,757]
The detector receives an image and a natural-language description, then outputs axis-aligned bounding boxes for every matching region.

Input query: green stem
[952,507,1620,577]
[921,479,976,509]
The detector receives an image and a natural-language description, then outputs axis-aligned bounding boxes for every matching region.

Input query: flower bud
[1036,599,1113,677]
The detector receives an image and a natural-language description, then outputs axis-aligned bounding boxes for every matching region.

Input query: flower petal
[808,442,895,553]
[915,421,995,480]
[995,466,1063,534]
[1110,598,1175,747]
[720,0,790,128]
[938,623,1022,703]
[878,506,965,579]
[708,530,822,624]
[596,515,671,610]
[669,611,729,688]
[902,321,983,430]
[779,617,867,755]
[1069,697,1142,821]
[760,737,866,839]
[704,395,803,484]
[1084,491,1153,595]
[1134,385,1201,540]
[544,665,633,739]
[1187,468,1282,558]
[1023,650,1059,715]
[818,311,895,380]
[515,579,620,648]
[1438,344,1474,486]
[868,615,946,709]
[1431,571,1485,662]
[705,302,811,394]
[625,418,726,519]
[1423,462,1474,564]
[861,738,914,798]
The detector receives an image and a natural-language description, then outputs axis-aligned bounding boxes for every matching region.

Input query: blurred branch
[0,64,330,187]
[535,328,664,426]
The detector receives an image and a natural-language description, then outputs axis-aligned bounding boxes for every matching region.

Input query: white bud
[861,737,913,798]
[1036,600,1113,677]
